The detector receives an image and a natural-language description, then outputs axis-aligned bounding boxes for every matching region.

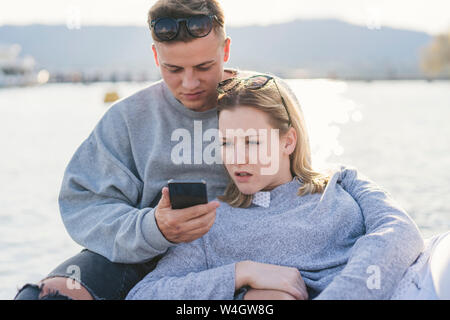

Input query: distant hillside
[227,19,432,79]
[0,20,433,79]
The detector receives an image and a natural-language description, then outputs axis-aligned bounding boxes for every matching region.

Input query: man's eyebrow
[195,60,215,67]
[163,60,215,69]
[162,63,181,68]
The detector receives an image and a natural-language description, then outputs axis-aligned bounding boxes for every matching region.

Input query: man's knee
[38,277,94,300]
[15,277,94,300]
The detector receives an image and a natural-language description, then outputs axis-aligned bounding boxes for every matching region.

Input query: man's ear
[152,44,160,67]
[223,37,231,63]
[283,127,297,156]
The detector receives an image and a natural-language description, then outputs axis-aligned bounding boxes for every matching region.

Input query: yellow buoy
[104,91,120,103]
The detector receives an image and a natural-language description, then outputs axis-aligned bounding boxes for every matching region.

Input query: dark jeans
[14,249,162,300]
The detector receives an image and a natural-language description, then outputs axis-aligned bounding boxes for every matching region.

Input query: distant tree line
[421,31,450,78]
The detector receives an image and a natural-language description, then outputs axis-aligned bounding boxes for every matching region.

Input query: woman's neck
[261,167,294,191]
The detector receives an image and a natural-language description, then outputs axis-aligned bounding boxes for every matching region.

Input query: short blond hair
[217,78,330,208]
[148,0,226,43]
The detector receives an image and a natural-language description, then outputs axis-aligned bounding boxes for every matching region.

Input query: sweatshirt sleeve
[58,103,175,263]
[125,238,237,300]
[316,166,424,300]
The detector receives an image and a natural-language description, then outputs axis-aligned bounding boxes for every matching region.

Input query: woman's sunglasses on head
[150,14,223,41]
[217,75,292,126]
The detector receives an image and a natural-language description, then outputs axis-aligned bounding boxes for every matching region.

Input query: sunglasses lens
[188,15,213,37]
[218,78,238,93]
[246,76,271,90]
[154,18,178,40]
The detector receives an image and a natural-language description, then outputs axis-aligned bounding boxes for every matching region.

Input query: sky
[0,0,449,35]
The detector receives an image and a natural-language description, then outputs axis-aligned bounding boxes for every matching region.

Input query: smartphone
[167,179,208,209]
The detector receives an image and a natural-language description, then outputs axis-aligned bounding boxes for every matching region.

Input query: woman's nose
[234,142,249,165]
[222,144,248,165]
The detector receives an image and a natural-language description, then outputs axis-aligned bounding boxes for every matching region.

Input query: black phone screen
[168,180,208,209]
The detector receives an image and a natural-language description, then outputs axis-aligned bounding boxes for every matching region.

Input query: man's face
[152,32,231,112]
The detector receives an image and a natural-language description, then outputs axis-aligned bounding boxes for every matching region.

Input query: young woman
[126,75,449,300]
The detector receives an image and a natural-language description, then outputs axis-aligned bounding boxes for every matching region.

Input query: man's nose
[181,70,200,90]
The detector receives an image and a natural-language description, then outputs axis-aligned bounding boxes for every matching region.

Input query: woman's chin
[234,183,260,195]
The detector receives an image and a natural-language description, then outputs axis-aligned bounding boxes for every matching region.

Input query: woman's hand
[235,261,308,300]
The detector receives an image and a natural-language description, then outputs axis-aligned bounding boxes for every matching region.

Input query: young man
[14,0,297,300]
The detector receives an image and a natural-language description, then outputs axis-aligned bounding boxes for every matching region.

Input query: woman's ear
[152,44,160,67]
[283,127,297,156]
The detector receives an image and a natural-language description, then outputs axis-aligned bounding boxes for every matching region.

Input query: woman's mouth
[234,171,253,183]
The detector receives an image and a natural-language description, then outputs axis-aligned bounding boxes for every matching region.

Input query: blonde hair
[217,77,330,208]
[148,0,226,43]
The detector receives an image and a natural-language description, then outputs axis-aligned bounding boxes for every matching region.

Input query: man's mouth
[182,91,205,100]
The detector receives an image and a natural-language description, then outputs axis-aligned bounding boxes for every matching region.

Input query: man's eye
[198,67,211,71]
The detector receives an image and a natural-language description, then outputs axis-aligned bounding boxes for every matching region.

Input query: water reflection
[287,79,362,168]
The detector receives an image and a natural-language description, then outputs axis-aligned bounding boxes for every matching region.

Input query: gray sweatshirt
[58,69,296,264]
[58,80,229,263]
[125,166,425,300]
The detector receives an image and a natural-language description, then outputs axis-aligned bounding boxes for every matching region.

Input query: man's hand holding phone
[154,186,220,243]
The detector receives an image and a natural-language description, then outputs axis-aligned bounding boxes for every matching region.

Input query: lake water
[0,80,449,299]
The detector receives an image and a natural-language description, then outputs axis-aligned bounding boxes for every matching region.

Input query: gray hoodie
[125,166,424,300]
[58,80,229,263]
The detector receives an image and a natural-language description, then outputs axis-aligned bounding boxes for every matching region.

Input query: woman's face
[218,106,296,195]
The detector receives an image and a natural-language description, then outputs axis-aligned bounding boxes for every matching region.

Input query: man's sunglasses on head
[150,14,223,41]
